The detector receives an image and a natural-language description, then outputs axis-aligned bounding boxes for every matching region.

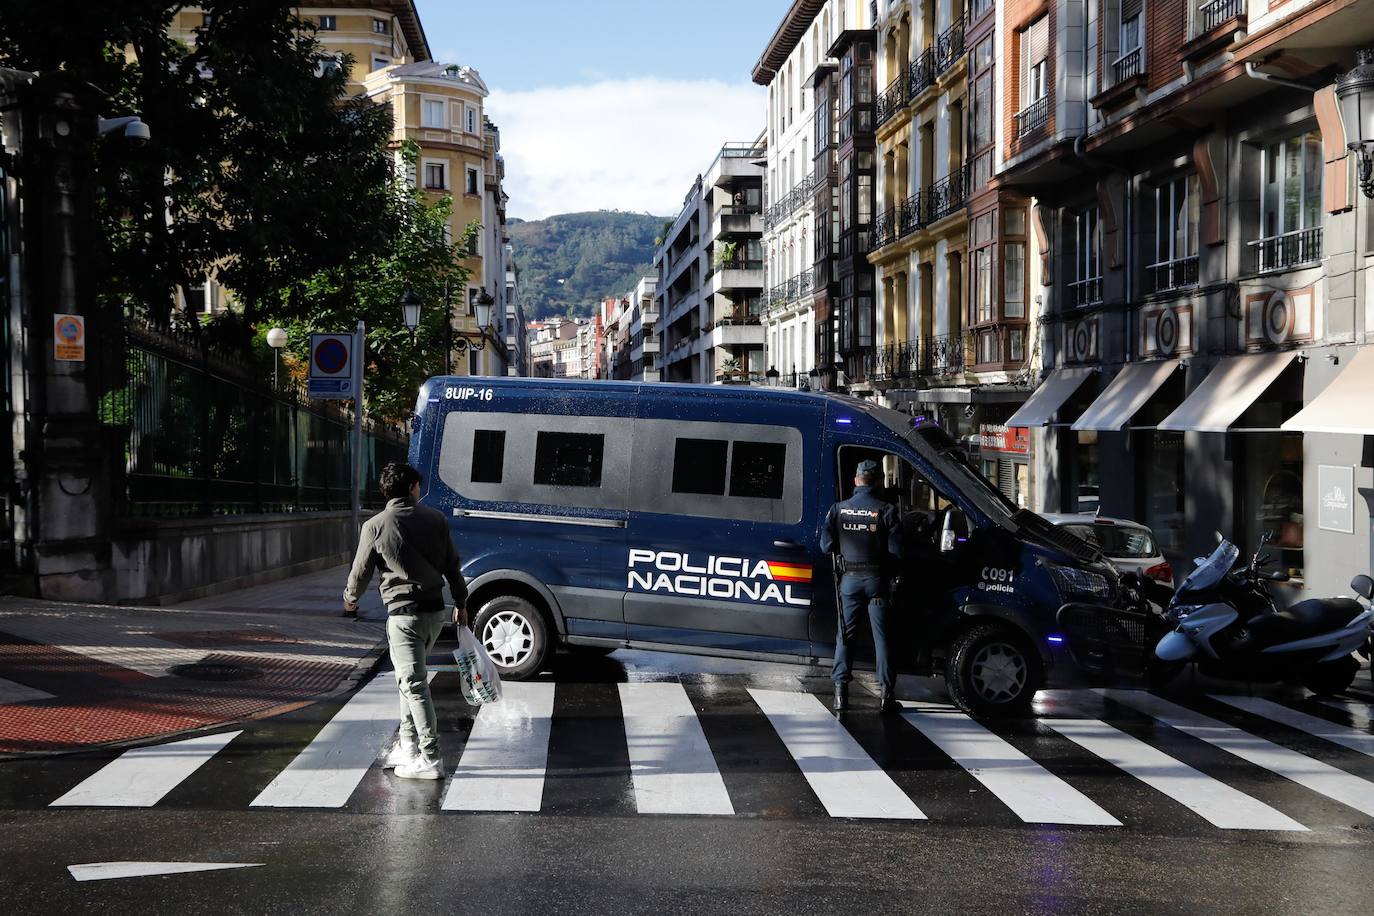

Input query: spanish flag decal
[767,562,813,583]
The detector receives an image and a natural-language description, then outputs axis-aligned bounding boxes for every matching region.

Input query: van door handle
[773,539,804,550]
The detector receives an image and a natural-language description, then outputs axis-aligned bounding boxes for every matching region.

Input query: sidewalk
[0,566,387,756]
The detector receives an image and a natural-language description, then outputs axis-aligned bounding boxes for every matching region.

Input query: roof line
[751,0,827,86]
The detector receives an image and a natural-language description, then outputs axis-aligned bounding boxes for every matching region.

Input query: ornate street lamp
[1337,48,1374,199]
[266,326,288,389]
[463,288,496,352]
[765,365,780,387]
[400,289,422,343]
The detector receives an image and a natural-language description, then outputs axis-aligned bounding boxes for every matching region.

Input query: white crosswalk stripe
[1210,694,1374,758]
[900,702,1120,826]
[749,688,925,820]
[1101,689,1374,817]
[51,731,242,808]
[1042,717,1306,831]
[619,682,734,815]
[1318,697,1374,729]
[443,681,555,812]
[251,671,434,809]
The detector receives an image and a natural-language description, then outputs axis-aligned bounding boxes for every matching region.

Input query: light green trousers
[387,609,446,761]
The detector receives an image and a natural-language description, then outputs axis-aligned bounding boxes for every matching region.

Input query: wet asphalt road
[3,646,1374,915]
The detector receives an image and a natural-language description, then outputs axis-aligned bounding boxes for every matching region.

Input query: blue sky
[413,0,792,219]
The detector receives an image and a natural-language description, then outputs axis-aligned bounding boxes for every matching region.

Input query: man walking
[822,459,903,714]
[344,462,468,780]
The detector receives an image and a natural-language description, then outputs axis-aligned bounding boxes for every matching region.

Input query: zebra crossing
[23,672,1374,834]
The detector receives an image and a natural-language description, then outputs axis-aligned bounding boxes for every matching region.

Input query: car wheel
[945,623,1042,719]
[1301,654,1360,697]
[473,595,549,681]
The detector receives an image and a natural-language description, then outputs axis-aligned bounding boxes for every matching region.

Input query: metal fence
[99,320,409,517]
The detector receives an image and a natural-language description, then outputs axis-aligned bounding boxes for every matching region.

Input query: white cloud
[488,78,766,220]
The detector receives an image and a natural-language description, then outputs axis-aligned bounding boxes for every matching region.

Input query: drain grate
[169,662,262,682]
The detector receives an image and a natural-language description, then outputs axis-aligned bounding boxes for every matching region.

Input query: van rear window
[471,430,505,484]
[533,431,604,488]
[729,441,786,499]
[671,438,728,495]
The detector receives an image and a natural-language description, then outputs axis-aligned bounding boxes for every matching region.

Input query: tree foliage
[507,211,668,319]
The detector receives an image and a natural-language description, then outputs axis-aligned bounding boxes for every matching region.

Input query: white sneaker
[393,757,443,780]
[382,741,418,769]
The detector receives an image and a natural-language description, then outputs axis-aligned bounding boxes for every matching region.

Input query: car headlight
[1047,563,1112,602]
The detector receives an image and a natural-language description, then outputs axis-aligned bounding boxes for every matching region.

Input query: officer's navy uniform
[821,460,903,711]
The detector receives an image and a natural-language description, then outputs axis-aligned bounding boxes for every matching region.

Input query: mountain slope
[508,211,669,319]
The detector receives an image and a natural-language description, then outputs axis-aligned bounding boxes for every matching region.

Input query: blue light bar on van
[835,417,853,426]
[1046,634,1066,645]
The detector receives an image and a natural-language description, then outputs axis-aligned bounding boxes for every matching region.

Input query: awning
[1158,352,1297,433]
[1281,347,1374,435]
[1072,360,1180,432]
[1005,368,1095,428]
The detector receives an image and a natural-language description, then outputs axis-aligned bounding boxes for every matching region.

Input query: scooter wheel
[1147,659,1188,690]
[945,623,1042,719]
[1301,655,1360,697]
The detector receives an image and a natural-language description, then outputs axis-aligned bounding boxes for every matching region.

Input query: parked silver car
[1039,514,1173,586]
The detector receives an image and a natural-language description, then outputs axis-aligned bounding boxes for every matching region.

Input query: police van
[412,377,1151,717]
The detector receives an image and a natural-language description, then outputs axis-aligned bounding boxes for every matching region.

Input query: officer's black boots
[879,692,900,714]
[833,683,848,712]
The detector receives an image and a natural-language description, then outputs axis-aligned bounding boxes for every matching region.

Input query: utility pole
[351,319,365,534]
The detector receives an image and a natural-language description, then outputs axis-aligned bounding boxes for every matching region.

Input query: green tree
[0,1,395,335]
[268,140,474,423]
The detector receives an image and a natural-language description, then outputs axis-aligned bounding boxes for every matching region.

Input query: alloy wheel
[969,641,1028,703]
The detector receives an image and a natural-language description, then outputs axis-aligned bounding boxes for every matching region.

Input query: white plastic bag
[454,626,502,705]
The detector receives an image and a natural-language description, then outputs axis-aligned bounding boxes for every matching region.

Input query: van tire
[945,623,1041,719]
[473,595,549,681]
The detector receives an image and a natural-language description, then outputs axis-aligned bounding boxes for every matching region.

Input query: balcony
[764,171,821,230]
[1249,227,1322,274]
[1015,95,1050,141]
[1182,0,1246,61]
[923,164,968,225]
[865,332,970,381]
[909,49,935,99]
[1201,0,1244,32]
[1112,47,1142,85]
[871,206,899,250]
[1068,276,1103,308]
[712,205,763,238]
[934,15,966,77]
[876,75,909,128]
[1146,255,1200,293]
[765,267,818,310]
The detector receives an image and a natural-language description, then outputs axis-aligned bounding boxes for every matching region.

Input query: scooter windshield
[1177,540,1240,595]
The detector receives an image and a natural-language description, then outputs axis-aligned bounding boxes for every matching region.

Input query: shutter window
[1121,0,1143,20]
[998,459,1017,501]
[1027,17,1049,67]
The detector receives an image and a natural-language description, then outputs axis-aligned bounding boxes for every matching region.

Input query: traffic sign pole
[351,320,365,534]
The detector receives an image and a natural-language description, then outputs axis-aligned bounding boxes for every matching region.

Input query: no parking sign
[308,333,354,399]
[54,314,85,362]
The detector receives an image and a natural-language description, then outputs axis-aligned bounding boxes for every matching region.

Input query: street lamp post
[1337,48,1374,199]
[400,289,422,344]
[266,327,287,389]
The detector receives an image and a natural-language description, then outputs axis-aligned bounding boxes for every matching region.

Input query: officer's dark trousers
[832,573,893,694]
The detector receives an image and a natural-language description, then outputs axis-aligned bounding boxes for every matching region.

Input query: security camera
[124,119,151,144]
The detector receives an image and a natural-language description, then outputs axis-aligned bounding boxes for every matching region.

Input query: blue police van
[410,376,1151,717]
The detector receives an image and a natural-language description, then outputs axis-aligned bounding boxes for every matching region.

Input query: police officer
[822,459,903,713]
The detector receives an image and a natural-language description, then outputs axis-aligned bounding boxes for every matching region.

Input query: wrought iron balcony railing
[935,15,966,75]
[909,49,935,99]
[865,332,971,381]
[1249,227,1322,274]
[1112,47,1142,85]
[876,75,908,128]
[922,164,969,225]
[1147,255,1200,292]
[1068,276,1103,308]
[763,170,821,230]
[1200,0,1244,32]
[1015,95,1051,140]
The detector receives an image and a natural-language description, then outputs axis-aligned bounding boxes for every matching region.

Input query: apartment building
[654,141,768,384]
[755,1,880,393]
[628,278,661,381]
[999,0,1374,602]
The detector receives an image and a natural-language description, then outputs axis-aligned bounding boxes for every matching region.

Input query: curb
[0,631,392,762]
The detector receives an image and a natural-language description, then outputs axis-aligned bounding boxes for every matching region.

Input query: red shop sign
[976,424,1029,454]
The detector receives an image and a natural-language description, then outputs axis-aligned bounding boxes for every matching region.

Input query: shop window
[1137,431,1185,554]
[1074,430,1100,513]
[470,430,505,484]
[730,441,787,499]
[534,432,604,488]
[672,438,728,496]
[1240,432,1305,580]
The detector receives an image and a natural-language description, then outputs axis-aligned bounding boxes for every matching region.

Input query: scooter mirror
[1353,574,1374,601]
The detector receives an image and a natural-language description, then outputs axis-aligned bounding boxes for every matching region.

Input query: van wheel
[945,623,1042,719]
[473,595,549,681]
[1301,654,1360,697]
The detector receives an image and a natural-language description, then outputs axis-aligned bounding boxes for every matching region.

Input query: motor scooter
[1154,536,1373,695]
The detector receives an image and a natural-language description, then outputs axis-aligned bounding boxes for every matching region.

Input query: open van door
[621,392,826,660]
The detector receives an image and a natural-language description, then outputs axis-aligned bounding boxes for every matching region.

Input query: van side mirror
[1353,574,1374,601]
[940,508,967,553]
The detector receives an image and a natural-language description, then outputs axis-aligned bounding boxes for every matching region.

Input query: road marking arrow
[67,862,263,882]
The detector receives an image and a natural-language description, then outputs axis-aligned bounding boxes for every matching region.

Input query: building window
[466,106,478,134]
[423,162,447,190]
[470,430,506,484]
[972,0,994,17]
[372,56,390,72]
[422,99,446,128]
[1150,174,1200,291]
[318,15,336,30]
[1239,432,1304,580]
[1256,129,1323,272]
[1004,243,1025,318]
[534,432,605,488]
[1137,431,1184,555]
[672,439,728,495]
[972,212,994,323]
[1072,207,1102,305]
[1009,328,1025,361]
[465,166,480,195]
[1020,16,1049,108]
[372,18,390,34]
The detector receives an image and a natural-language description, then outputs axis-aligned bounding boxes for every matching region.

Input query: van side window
[470,429,505,484]
[729,441,787,499]
[671,438,728,495]
[534,431,604,488]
